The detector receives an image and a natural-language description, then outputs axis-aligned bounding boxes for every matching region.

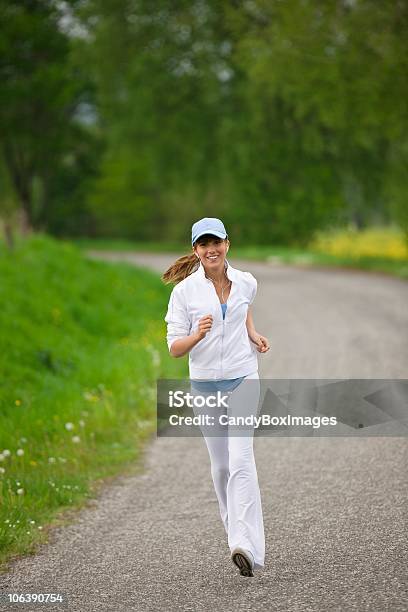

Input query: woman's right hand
[196,314,213,340]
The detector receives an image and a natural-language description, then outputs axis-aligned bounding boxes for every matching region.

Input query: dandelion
[16,449,24,456]
[83,391,98,402]
[19,437,27,444]
[2,450,11,457]
[17,489,24,495]
[79,420,85,428]
[26,531,30,535]
[38,526,43,530]
[30,520,36,524]
[15,399,21,406]
[29,460,37,466]
[16,481,21,485]
[0,467,6,474]
[138,420,152,429]
[65,422,74,431]
[72,436,80,444]
[0,454,5,462]
[48,457,56,463]
[58,457,67,463]
[146,344,161,368]
[5,519,10,523]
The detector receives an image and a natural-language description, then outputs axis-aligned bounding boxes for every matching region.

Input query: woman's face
[193,235,229,272]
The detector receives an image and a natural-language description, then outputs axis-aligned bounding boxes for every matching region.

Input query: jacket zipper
[208,279,227,377]
[220,316,225,377]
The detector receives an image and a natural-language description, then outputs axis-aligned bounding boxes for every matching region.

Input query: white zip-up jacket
[165,259,258,380]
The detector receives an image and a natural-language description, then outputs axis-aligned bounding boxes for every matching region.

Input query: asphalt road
[1,252,407,612]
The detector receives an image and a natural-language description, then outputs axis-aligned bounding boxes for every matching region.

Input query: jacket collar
[196,257,237,283]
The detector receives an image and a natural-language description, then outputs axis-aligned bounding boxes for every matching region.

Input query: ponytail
[161,252,199,285]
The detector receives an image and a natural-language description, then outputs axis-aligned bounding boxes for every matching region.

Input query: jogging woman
[162,217,270,577]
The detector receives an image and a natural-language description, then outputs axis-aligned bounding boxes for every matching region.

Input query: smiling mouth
[207,255,219,260]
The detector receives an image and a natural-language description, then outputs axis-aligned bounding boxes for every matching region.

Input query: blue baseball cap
[191,217,227,246]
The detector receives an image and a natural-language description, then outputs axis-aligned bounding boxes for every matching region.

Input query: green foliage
[0,0,100,232]
[0,0,407,243]
[74,0,407,243]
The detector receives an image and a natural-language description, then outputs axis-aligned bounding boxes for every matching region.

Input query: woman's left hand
[250,333,270,353]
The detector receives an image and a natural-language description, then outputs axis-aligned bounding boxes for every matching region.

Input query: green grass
[73,237,408,280]
[0,233,187,572]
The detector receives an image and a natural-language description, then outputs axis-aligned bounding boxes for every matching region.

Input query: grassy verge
[0,233,187,572]
[73,230,408,280]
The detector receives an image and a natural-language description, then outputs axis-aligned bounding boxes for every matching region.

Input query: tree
[0,0,90,234]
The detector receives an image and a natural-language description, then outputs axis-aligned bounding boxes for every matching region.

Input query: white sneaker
[231,547,255,577]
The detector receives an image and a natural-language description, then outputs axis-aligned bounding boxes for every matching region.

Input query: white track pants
[190,371,265,570]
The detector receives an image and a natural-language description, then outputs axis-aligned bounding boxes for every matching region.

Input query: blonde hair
[161,252,199,285]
